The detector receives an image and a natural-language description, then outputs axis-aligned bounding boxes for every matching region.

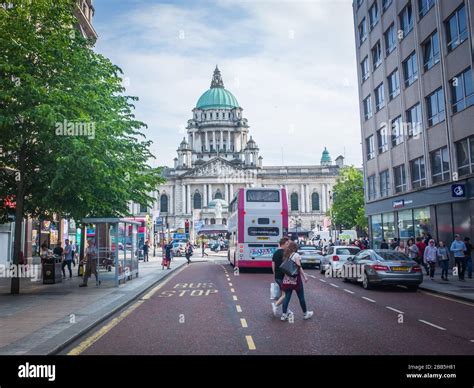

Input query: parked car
[342,249,423,291]
[320,246,361,274]
[298,246,324,269]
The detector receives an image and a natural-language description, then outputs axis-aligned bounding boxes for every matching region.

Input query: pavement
[0,252,200,355]
[417,272,474,303]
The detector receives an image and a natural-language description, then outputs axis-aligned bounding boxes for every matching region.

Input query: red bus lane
[77,262,250,355]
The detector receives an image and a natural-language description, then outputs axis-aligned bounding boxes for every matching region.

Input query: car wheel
[407,285,419,292]
[343,277,349,283]
[362,272,372,290]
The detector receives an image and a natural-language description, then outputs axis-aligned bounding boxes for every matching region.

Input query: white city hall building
[156,67,344,237]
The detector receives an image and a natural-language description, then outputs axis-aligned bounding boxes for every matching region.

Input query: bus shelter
[81,218,141,287]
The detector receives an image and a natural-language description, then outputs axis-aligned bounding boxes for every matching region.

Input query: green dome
[321,147,331,164]
[196,66,240,110]
[196,87,239,110]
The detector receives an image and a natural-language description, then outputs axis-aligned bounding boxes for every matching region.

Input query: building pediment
[182,157,245,178]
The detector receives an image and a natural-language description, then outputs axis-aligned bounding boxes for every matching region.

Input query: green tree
[0,0,164,294]
[328,166,367,232]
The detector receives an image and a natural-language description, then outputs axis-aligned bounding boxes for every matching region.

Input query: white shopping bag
[270,282,280,299]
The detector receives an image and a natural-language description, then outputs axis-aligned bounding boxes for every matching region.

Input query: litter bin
[43,255,63,284]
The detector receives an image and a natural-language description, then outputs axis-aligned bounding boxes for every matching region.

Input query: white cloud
[94,0,362,168]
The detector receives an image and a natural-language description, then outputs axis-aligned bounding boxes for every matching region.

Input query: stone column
[220,130,223,151]
[208,184,213,203]
[306,184,311,212]
[205,131,209,151]
[322,184,327,213]
[181,182,186,215]
[229,184,234,201]
[224,183,229,202]
[240,132,244,151]
[187,185,192,214]
[228,130,231,151]
[300,184,305,212]
[203,184,207,207]
[212,131,216,152]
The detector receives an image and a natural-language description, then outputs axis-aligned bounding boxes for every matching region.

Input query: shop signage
[393,200,404,208]
[393,199,413,209]
[452,184,466,198]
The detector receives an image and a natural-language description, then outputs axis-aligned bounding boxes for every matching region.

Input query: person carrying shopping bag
[279,241,313,321]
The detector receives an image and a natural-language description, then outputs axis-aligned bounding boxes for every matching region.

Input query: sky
[93,0,362,168]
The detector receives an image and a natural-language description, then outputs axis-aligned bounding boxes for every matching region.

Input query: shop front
[366,178,474,248]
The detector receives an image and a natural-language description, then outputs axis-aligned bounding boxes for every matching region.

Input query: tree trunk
[11,181,24,295]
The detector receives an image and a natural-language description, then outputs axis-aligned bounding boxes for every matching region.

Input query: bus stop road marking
[230,288,235,293]
[228,282,233,286]
[240,318,248,328]
[141,266,187,300]
[68,300,144,355]
[246,335,256,350]
[236,305,242,313]
[233,296,238,301]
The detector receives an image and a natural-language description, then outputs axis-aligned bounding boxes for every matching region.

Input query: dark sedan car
[342,249,423,291]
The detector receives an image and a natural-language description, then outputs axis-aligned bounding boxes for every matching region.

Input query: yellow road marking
[240,318,248,328]
[230,288,235,293]
[246,335,256,350]
[233,296,238,301]
[419,290,474,307]
[68,300,144,355]
[69,265,188,355]
[236,305,242,313]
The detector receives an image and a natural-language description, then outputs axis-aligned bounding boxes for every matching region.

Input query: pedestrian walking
[423,239,438,279]
[395,240,408,255]
[280,241,313,321]
[450,234,467,281]
[271,237,290,317]
[185,241,193,264]
[143,240,149,262]
[201,240,208,257]
[464,237,472,279]
[416,237,428,275]
[407,238,419,261]
[437,241,450,281]
[162,240,173,270]
[79,240,100,287]
[62,239,75,279]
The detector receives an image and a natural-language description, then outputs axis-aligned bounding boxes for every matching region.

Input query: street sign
[155,217,163,227]
[452,184,466,198]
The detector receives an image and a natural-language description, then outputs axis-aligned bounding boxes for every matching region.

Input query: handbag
[279,253,299,277]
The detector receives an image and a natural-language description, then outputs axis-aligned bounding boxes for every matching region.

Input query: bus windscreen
[246,190,280,202]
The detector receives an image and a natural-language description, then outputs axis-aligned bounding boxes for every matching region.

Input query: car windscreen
[336,248,360,255]
[299,247,317,251]
[373,251,410,261]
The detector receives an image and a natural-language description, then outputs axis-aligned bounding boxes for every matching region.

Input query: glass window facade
[398,209,414,239]
[371,214,383,248]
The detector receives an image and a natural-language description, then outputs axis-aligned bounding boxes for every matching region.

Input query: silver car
[298,246,324,269]
[342,249,423,291]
